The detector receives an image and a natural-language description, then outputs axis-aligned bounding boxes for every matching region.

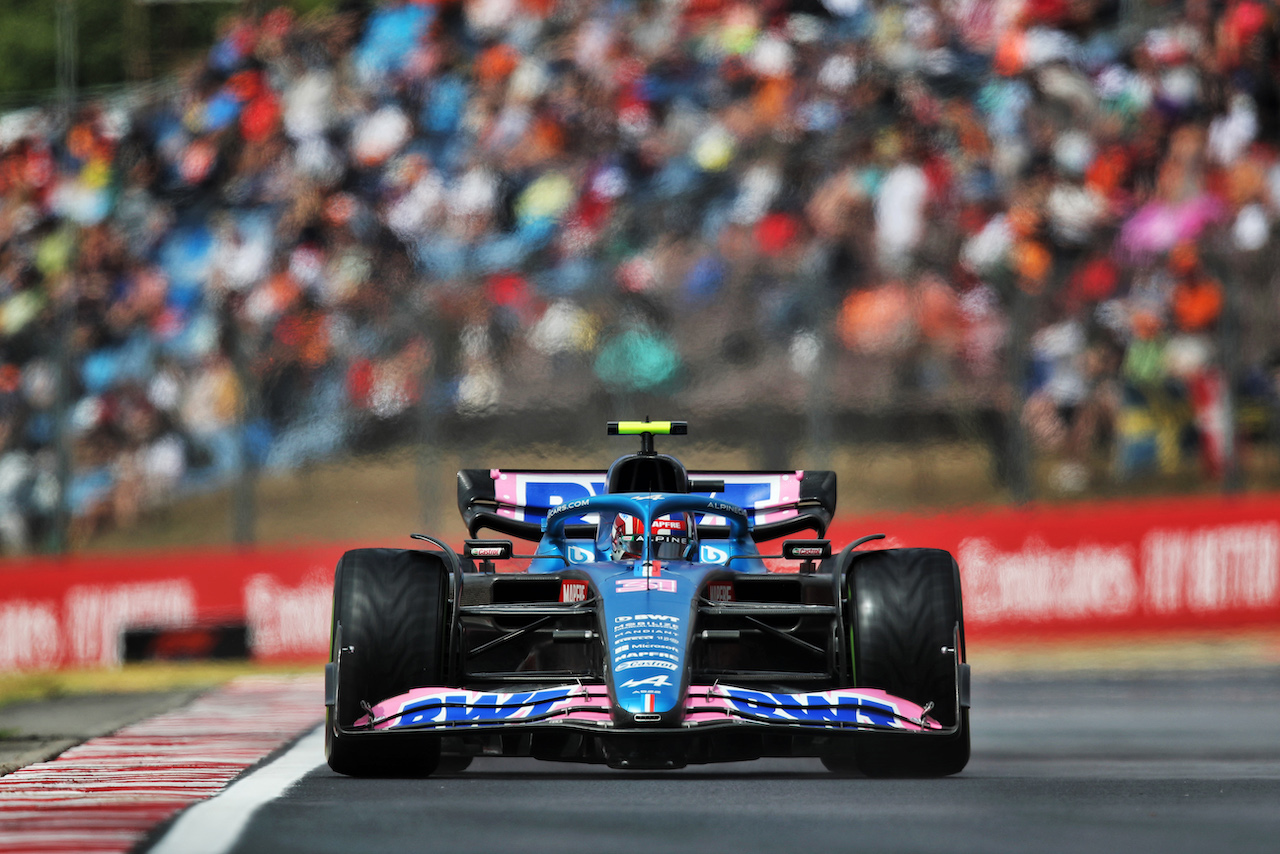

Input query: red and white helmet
[611,514,646,560]
[611,514,692,561]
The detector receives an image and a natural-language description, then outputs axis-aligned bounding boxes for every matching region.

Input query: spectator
[1,0,1278,549]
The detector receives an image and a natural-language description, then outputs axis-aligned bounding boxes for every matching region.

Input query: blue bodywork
[531,493,766,723]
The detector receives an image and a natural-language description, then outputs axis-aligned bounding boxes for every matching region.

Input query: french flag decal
[643,560,662,577]
[644,694,656,713]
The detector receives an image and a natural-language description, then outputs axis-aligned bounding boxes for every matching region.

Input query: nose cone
[595,564,710,727]
[610,607,685,725]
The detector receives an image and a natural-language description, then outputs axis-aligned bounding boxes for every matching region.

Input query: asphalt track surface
[197,669,1280,854]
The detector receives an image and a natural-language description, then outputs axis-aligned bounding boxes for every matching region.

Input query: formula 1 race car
[325,421,969,777]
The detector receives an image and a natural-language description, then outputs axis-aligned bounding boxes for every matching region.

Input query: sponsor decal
[615,650,678,662]
[514,475,604,524]
[469,547,506,558]
[560,580,588,603]
[722,688,900,728]
[567,545,595,563]
[1142,523,1280,613]
[617,577,678,593]
[700,545,729,564]
[707,581,734,602]
[548,497,592,519]
[622,675,672,688]
[705,501,741,517]
[616,659,680,671]
[0,601,61,671]
[958,537,1137,622]
[395,687,575,727]
[245,575,329,659]
[790,547,824,557]
[494,472,803,525]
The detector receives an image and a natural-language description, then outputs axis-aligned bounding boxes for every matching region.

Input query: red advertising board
[2,493,1278,671]
[0,544,348,671]
[831,493,1280,640]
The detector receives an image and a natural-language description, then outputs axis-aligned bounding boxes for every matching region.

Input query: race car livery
[325,421,970,776]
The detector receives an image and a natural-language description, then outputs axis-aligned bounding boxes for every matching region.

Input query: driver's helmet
[611,513,692,561]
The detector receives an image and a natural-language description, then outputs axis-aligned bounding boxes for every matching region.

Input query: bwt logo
[724,689,900,728]
[395,688,572,726]
[520,479,777,524]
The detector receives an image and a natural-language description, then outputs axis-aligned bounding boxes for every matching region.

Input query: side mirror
[782,539,831,560]
[782,539,830,573]
[463,539,513,572]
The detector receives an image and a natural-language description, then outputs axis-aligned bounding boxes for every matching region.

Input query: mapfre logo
[707,581,734,602]
[560,580,588,603]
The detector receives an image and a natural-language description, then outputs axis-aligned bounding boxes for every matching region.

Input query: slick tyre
[845,548,969,777]
[326,548,449,777]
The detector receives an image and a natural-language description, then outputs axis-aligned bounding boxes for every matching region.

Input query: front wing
[348,683,952,736]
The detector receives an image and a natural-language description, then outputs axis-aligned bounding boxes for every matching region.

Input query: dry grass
[77,437,1280,555]
[0,661,318,707]
[5,628,1277,709]
[970,628,1280,675]
[82,440,1013,554]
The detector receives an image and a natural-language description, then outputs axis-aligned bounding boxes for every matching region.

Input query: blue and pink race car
[325,421,970,776]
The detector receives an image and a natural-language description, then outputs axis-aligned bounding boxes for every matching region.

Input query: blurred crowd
[2,0,1280,552]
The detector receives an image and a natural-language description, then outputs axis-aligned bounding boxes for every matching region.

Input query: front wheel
[326,548,449,777]
[828,547,970,777]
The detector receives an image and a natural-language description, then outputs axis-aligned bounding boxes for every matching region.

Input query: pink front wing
[355,684,940,731]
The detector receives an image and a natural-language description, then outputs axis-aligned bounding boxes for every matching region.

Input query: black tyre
[840,548,969,777]
[326,548,449,777]
[435,755,474,775]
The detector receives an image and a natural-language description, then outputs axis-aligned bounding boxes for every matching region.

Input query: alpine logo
[622,675,672,688]
[560,580,588,603]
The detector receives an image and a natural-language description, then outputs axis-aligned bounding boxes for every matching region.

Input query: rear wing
[457,469,835,542]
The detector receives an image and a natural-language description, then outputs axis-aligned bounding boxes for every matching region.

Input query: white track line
[0,676,322,854]
[149,724,325,854]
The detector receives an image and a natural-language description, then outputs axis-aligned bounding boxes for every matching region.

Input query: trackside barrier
[831,493,1280,640]
[0,544,349,671]
[1,493,1279,671]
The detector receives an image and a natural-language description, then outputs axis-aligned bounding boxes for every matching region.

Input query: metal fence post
[225,301,257,545]
[1005,286,1034,504]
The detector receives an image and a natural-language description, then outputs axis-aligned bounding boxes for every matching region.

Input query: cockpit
[602,511,697,562]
